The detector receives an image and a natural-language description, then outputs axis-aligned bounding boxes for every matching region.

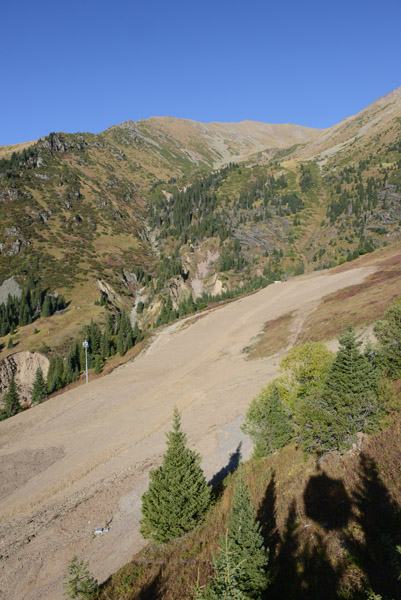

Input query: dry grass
[298,247,401,343]
[0,140,37,160]
[99,398,401,600]
[244,312,295,359]
[0,279,104,360]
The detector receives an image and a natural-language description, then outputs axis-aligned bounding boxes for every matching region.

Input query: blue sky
[1,0,400,145]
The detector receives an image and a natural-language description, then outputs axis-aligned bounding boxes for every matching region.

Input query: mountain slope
[0,87,400,375]
[293,85,401,162]
[0,262,377,600]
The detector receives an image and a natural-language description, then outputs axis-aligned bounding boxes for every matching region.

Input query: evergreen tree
[94,355,102,374]
[140,408,211,542]
[203,532,247,600]
[116,329,125,356]
[299,327,381,452]
[242,382,293,457]
[41,296,52,317]
[31,367,47,404]
[64,556,98,599]
[64,353,75,384]
[47,354,64,393]
[225,477,269,598]
[100,330,110,359]
[132,321,142,344]
[4,375,21,417]
[374,298,401,378]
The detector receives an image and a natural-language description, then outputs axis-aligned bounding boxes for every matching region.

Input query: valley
[0,85,401,599]
[0,263,376,599]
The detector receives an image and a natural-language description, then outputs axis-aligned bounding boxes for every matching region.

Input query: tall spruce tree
[204,532,247,600]
[140,408,211,543]
[300,327,381,452]
[225,476,269,598]
[374,298,401,378]
[31,367,47,404]
[4,375,21,417]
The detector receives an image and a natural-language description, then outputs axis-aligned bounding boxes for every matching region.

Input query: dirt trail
[0,266,375,599]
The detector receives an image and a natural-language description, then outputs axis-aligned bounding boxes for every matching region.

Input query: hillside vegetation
[96,297,401,600]
[0,87,401,410]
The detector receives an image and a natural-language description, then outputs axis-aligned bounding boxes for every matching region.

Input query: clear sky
[1,0,400,145]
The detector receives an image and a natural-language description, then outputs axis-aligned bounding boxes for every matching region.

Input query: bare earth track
[0,266,375,600]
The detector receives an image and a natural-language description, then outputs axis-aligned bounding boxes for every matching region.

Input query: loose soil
[0,266,375,600]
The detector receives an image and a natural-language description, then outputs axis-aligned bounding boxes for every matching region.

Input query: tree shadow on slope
[257,471,280,559]
[303,468,352,531]
[136,568,163,600]
[342,453,401,599]
[266,498,343,600]
[209,442,242,498]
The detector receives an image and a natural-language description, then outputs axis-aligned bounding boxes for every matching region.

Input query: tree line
[63,299,401,599]
[0,276,66,338]
[65,408,270,599]
[47,311,142,394]
[0,310,142,421]
[243,298,401,457]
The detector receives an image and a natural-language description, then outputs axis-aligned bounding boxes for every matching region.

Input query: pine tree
[225,477,269,598]
[140,408,211,542]
[326,327,380,445]
[94,355,102,374]
[374,298,401,378]
[64,556,98,599]
[31,367,47,404]
[41,296,51,317]
[47,354,64,393]
[116,329,125,356]
[300,327,381,452]
[4,375,21,417]
[203,532,247,600]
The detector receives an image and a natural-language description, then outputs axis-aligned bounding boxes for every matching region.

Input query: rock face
[0,276,22,304]
[0,352,50,406]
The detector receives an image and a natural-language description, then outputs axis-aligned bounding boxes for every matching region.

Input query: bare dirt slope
[0,266,375,600]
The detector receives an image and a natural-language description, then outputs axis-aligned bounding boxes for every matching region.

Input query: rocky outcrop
[0,351,50,406]
[190,249,220,297]
[0,227,30,256]
[0,276,22,304]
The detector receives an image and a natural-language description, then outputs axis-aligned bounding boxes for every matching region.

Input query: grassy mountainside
[99,411,401,600]
[97,247,401,599]
[0,87,400,390]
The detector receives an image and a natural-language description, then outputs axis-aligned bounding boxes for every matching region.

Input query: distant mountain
[107,116,322,168]
[0,86,400,368]
[293,86,401,162]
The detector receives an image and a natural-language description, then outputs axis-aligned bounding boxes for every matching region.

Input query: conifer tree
[299,327,381,452]
[325,327,380,446]
[242,382,293,457]
[225,477,269,598]
[140,408,211,542]
[41,296,51,317]
[64,556,98,599]
[203,532,247,600]
[4,375,21,417]
[374,298,401,378]
[31,367,47,404]
[94,355,102,374]
[47,354,64,393]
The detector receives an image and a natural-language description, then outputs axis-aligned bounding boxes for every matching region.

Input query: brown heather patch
[298,250,401,344]
[245,312,295,359]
